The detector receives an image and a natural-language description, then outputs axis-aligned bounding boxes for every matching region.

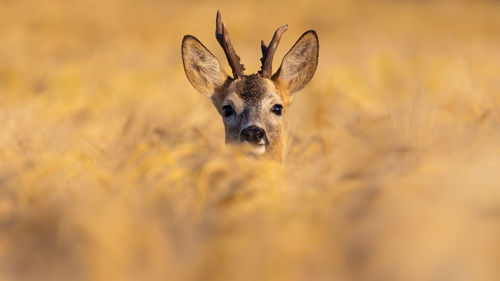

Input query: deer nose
[241,125,266,144]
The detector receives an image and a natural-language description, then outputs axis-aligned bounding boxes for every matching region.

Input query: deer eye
[271,104,282,116]
[222,105,234,117]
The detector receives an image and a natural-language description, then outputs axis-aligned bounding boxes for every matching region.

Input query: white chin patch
[243,141,266,155]
[252,144,266,155]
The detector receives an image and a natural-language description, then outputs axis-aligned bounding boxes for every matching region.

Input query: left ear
[272,30,319,95]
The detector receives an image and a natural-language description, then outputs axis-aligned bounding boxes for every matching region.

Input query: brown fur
[182,29,319,161]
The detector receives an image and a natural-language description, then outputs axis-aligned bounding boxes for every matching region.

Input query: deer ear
[182,35,229,97]
[272,30,319,95]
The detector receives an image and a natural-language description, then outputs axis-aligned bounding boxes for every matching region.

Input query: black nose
[241,125,266,144]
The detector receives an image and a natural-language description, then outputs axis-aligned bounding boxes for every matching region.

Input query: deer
[181,11,319,161]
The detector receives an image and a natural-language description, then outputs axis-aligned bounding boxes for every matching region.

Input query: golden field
[1,0,500,280]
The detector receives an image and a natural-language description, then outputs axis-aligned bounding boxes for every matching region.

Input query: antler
[216,10,245,78]
[259,24,288,78]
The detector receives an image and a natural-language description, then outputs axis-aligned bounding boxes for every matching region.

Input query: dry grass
[1,0,500,280]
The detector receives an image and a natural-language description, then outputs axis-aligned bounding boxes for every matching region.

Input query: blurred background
[1,0,500,280]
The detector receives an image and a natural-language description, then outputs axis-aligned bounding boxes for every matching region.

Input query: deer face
[220,75,283,155]
[181,11,319,160]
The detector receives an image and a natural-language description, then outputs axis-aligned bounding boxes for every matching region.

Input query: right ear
[181,35,229,97]
[272,31,319,96]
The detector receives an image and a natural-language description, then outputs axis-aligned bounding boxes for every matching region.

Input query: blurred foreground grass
[1,0,500,280]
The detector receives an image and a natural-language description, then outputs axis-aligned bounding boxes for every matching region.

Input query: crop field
[1,0,500,280]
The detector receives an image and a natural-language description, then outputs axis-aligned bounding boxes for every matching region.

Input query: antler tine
[215,10,245,78]
[260,40,268,64]
[259,24,288,78]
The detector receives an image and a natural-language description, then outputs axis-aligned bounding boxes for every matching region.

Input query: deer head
[181,11,319,161]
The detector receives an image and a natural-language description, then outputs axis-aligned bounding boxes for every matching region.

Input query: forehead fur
[227,74,277,104]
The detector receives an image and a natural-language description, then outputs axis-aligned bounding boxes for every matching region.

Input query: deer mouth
[244,139,267,155]
[252,143,266,155]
